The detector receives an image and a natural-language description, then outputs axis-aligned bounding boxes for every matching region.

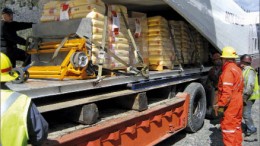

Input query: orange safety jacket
[217,62,243,107]
[217,62,244,132]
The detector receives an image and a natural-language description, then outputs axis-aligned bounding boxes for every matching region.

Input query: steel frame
[6,67,210,99]
[38,76,201,113]
[43,93,190,146]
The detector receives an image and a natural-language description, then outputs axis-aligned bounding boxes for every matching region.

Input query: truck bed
[6,67,210,99]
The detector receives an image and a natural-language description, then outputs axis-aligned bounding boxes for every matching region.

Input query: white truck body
[105,0,259,68]
[164,0,259,68]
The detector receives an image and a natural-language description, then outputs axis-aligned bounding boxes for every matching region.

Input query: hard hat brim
[0,72,18,82]
[220,55,239,59]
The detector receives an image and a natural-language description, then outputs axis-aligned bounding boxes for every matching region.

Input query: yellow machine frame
[27,38,96,80]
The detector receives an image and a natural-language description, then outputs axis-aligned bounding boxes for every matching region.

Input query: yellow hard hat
[220,46,239,58]
[0,53,18,82]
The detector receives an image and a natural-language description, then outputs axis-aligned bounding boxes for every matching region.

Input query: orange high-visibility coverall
[217,62,244,146]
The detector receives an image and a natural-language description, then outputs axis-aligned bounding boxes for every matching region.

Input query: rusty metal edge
[44,92,190,146]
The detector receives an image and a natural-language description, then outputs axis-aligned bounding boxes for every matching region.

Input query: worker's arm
[2,21,33,46]
[2,28,27,46]
[12,21,33,31]
[27,102,49,146]
[206,68,215,87]
[217,70,234,107]
[243,69,256,99]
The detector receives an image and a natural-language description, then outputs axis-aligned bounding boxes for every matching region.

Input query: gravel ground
[157,100,260,146]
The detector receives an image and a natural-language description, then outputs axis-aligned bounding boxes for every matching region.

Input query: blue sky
[234,0,260,11]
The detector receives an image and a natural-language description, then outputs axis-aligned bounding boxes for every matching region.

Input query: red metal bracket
[44,92,190,146]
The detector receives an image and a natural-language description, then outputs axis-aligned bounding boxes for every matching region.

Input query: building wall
[1,1,40,50]
[1,0,52,23]
[1,0,52,46]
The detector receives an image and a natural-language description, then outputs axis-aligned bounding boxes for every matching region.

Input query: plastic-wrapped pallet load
[40,2,131,71]
[180,22,192,64]
[40,0,105,22]
[68,0,105,19]
[169,21,182,64]
[40,1,61,22]
[169,20,192,64]
[202,38,209,63]
[128,11,149,66]
[100,5,130,70]
[190,29,203,64]
[184,24,209,65]
[66,0,106,23]
[63,0,109,70]
[40,0,109,69]
[148,16,175,71]
[169,20,209,65]
[67,0,104,5]
[190,29,209,64]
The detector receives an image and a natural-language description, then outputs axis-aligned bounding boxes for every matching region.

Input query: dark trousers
[243,100,256,133]
[7,48,31,67]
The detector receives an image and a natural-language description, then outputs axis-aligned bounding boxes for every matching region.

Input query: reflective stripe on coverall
[0,90,31,146]
[217,62,244,146]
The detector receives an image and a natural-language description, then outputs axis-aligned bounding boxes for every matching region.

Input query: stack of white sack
[128,12,149,66]
[148,16,175,71]
[169,20,209,65]
[169,20,192,64]
[40,1,61,22]
[169,20,182,64]
[189,28,209,64]
[100,5,130,70]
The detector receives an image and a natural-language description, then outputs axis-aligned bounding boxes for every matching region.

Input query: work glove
[243,99,247,105]
[213,104,225,117]
[243,95,250,105]
[213,104,219,116]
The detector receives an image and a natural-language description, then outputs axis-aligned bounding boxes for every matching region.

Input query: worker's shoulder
[2,21,13,29]
[223,63,242,74]
[1,89,13,95]
[1,89,29,98]
[2,21,20,27]
[245,66,257,76]
[244,66,256,72]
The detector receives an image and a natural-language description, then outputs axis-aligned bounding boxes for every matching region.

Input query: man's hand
[213,104,219,116]
[243,95,249,105]
[243,99,247,105]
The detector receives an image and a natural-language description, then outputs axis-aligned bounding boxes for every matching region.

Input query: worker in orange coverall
[213,46,244,146]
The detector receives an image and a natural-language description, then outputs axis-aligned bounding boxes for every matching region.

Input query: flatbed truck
[3,0,259,145]
[8,67,210,146]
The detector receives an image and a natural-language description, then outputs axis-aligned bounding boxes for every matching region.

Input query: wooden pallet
[149,64,173,71]
[102,67,128,77]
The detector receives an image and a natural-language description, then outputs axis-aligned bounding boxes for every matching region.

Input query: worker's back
[1,89,31,146]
